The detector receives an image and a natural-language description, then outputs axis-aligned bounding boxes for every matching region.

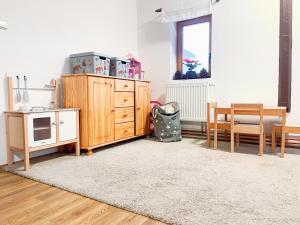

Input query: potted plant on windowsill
[183,58,201,79]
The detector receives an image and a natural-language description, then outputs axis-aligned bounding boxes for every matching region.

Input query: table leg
[24,149,30,171]
[280,128,286,158]
[224,114,228,142]
[258,132,264,156]
[23,114,30,171]
[207,123,211,147]
[280,111,286,158]
[231,129,234,153]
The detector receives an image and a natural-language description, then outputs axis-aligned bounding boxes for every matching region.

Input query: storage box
[128,58,141,80]
[110,57,130,78]
[70,52,110,75]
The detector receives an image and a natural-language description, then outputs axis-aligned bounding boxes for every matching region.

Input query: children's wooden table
[213,106,287,157]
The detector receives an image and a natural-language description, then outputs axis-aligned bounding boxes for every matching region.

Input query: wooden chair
[230,104,265,155]
[272,124,300,156]
[207,102,239,147]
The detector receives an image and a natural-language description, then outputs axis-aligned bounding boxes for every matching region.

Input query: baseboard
[182,129,300,149]
[0,164,6,172]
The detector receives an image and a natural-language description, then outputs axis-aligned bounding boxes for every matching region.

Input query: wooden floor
[0,170,167,225]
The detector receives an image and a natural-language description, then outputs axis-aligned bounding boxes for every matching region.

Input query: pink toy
[126,53,142,79]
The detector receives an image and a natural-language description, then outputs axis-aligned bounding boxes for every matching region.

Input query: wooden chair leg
[213,128,218,150]
[271,127,276,153]
[236,133,240,147]
[207,125,211,147]
[259,132,264,156]
[213,111,218,150]
[231,130,235,153]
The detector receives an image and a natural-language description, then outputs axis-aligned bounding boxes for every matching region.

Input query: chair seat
[209,121,238,130]
[234,124,261,134]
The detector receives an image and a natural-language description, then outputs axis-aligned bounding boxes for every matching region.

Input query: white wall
[290,0,300,124]
[211,0,279,106]
[138,0,300,125]
[137,0,177,102]
[0,0,138,165]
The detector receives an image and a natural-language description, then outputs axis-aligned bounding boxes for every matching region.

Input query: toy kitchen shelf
[5,109,80,171]
[5,75,80,171]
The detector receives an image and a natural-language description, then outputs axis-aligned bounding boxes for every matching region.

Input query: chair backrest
[207,102,217,123]
[231,103,264,128]
[231,104,263,114]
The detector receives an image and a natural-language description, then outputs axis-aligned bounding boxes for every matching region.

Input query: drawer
[115,122,135,140]
[115,92,134,107]
[115,80,134,92]
[115,107,134,124]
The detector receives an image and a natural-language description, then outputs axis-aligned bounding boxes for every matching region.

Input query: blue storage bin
[110,57,130,78]
[70,52,110,75]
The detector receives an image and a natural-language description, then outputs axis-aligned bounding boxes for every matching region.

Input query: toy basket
[152,102,182,142]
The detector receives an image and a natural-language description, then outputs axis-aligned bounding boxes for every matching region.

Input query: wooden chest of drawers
[115,80,134,92]
[62,74,151,155]
[114,107,134,124]
[114,80,135,140]
[114,92,134,107]
[115,122,135,140]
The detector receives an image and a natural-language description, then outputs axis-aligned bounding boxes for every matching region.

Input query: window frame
[176,15,212,77]
[278,0,292,112]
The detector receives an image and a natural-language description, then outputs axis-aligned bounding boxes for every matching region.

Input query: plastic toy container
[110,57,130,78]
[70,52,110,75]
[128,58,141,80]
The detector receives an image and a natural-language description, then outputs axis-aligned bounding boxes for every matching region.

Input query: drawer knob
[124,99,128,102]
[123,114,128,118]
[137,107,141,110]
[111,109,115,113]
[124,130,128,133]
[124,84,129,88]
[59,121,64,125]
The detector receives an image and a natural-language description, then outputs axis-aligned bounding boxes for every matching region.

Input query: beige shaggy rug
[5,138,300,225]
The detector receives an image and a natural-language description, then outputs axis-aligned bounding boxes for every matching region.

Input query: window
[176,15,212,80]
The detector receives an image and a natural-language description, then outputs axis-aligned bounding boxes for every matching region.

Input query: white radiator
[166,82,215,122]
